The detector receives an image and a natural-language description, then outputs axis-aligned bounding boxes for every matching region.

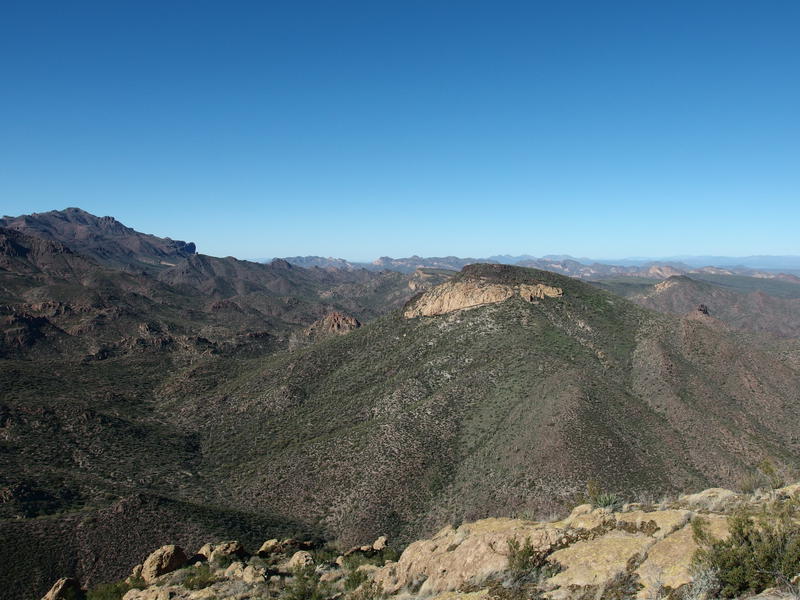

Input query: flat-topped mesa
[403,279,562,318]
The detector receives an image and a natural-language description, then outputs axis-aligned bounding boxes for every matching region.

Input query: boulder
[223,561,245,579]
[287,550,314,570]
[242,564,266,584]
[141,545,188,583]
[42,578,83,600]
[372,535,388,551]
[208,540,247,563]
[257,538,280,556]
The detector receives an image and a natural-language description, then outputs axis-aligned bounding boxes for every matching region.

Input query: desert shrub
[505,536,558,585]
[342,547,400,571]
[182,564,218,590]
[507,536,544,574]
[681,567,719,600]
[692,506,800,597]
[584,479,622,511]
[348,580,386,600]
[344,569,369,591]
[311,545,339,565]
[737,459,784,494]
[86,577,143,600]
[281,565,329,600]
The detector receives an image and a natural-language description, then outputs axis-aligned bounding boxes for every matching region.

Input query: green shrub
[86,577,143,600]
[182,564,218,590]
[693,506,800,597]
[344,569,369,591]
[505,536,558,585]
[281,565,330,600]
[584,479,622,511]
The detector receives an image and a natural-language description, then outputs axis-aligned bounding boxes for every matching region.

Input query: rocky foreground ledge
[43,484,800,600]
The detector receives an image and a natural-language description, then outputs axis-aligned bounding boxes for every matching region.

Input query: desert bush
[344,569,369,591]
[86,576,143,600]
[737,459,784,494]
[505,536,558,585]
[281,565,330,600]
[692,505,800,597]
[584,479,622,511]
[182,564,218,590]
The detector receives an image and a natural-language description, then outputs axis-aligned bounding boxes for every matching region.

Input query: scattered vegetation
[737,459,784,494]
[86,577,144,600]
[181,564,218,590]
[692,503,800,597]
[344,569,370,591]
[585,480,623,511]
[505,536,559,583]
[281,565,330,600]
[347,580,386,600]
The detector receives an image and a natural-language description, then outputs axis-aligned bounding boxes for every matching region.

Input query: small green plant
[344,569,369,591]
[692,505,800,597]
[507,536,544,575]
[86,577,143,600]
[182,563,218,590]
[281,565,330,600]
[585,479,622,510]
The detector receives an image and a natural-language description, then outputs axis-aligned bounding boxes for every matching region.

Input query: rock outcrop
[40,485,800,600]
[41,578,83,600]
[141,545,188,584]
[403,280,562,318]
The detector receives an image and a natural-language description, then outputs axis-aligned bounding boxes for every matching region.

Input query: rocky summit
[40,483,800,600]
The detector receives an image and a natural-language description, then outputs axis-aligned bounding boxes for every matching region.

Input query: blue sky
[2,1,798,261]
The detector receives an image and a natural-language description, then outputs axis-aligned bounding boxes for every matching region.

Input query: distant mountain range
[277,254,800,281]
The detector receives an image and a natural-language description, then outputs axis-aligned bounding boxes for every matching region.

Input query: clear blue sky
[2,1,798,261]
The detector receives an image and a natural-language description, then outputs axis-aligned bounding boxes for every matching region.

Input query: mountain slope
[158,264,800,546]
[612,275,800,338]
[0,207,197,271]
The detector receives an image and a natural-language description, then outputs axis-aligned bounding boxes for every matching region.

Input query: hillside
[601,275,800,338]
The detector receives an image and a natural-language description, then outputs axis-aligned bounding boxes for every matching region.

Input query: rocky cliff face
[403,280,562,318]
[41,483,800,600]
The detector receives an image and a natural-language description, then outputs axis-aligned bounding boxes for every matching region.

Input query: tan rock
[223,561,245,579]
[372,535,388,551]
[42,577,82,600]
[242,564,266,583]
[614,509,691,539]
[287,550,314,569]
[373,517,564,596]
[404,281,563,318]
[208,540,247,563]
[141,544,188,583]
[518,284,563,301]
[257,538,280,556]
[196,543,214,559]
[679,488,740,511]
[544,531,655,598]
[635,515,730,598]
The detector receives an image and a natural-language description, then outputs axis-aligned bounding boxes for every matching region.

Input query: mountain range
[2,209,800,600]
